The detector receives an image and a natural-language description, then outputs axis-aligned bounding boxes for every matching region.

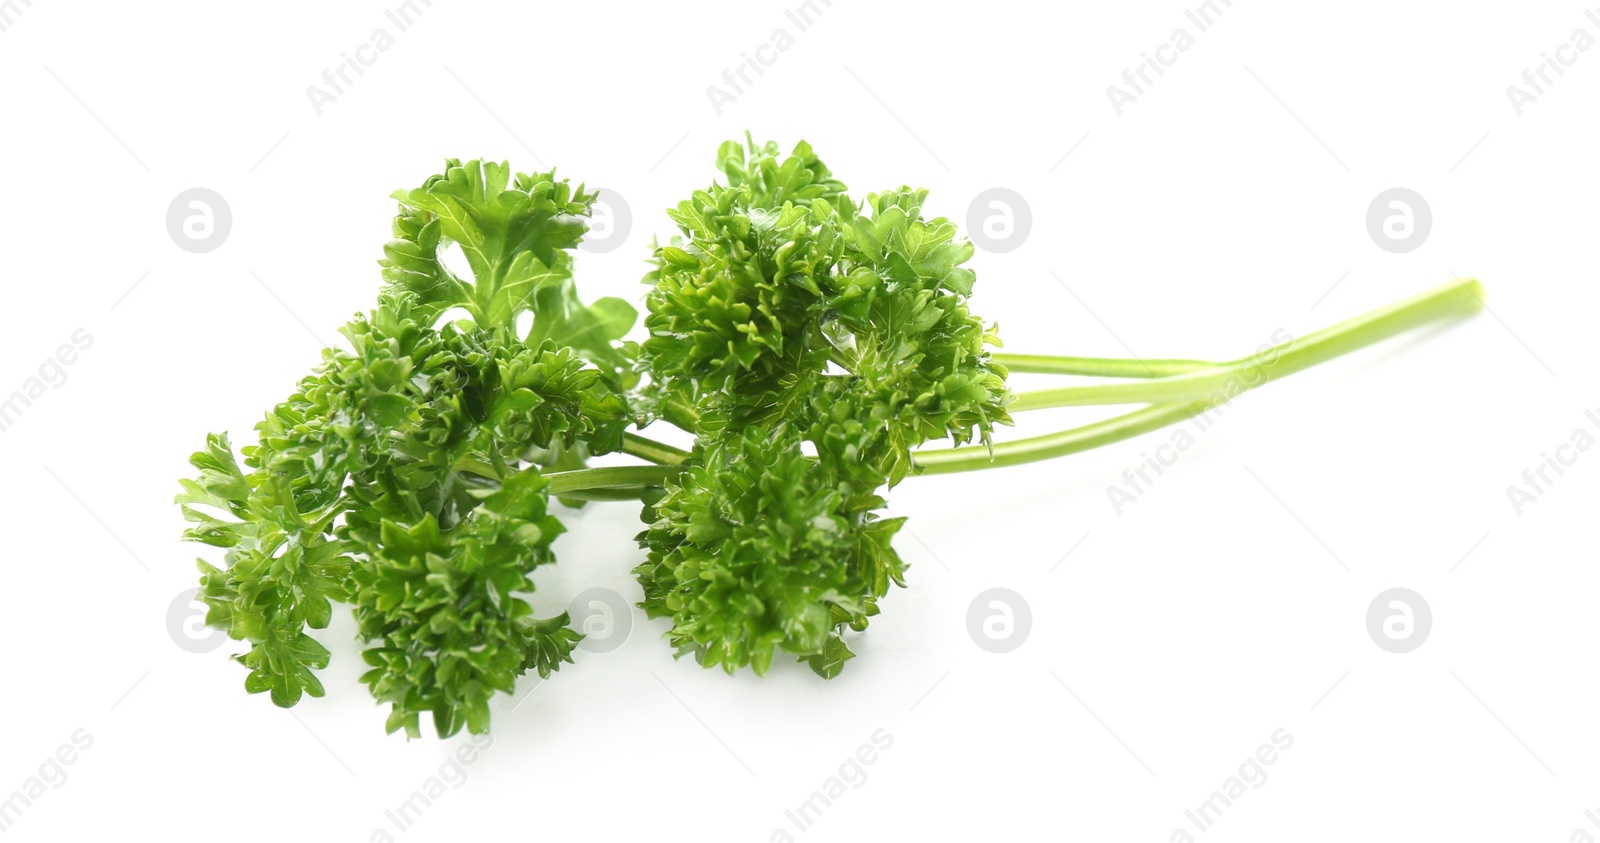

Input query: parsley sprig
[179,140,1484,737]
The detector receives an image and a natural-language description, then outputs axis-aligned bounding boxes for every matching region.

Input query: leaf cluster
[180,160,635,737]
[178,140,1014,736]
[635,136,1010,677]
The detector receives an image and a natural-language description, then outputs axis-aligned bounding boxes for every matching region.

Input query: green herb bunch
[178,138,1486,737]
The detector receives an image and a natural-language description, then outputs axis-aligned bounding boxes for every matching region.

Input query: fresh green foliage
[181,160,635,737]
[635,136,1010,676]
[178,141,1484,738]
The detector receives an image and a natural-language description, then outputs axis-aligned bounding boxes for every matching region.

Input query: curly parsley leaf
[180,159,634,735]
[635,137,1010,677]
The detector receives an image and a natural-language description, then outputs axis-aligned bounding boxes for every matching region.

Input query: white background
[2,1,1597,840]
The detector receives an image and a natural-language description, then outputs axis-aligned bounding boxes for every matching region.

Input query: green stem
[1008,278,1484,410]
[551,486,664,502]
[912,401,1211,474]
[993,353,1216,378]
[915,279,1486,473]
[621,432,691,466]
[544,464,683,496]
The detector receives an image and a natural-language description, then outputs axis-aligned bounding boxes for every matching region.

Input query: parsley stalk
[915,277,1484,471]
[1003,278,1483,410]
